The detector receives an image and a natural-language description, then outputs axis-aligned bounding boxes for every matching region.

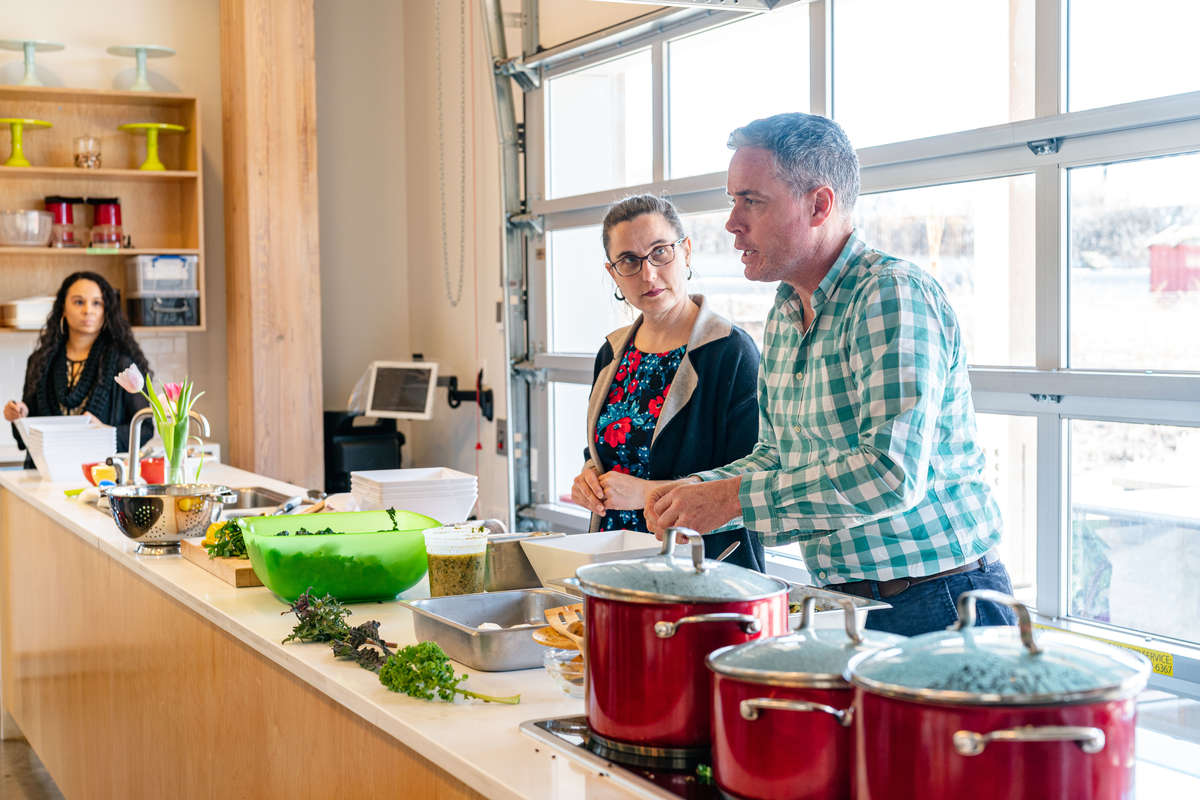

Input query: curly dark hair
[23,271,151,400]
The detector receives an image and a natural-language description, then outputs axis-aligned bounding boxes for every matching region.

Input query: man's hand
[570,465,606,515]
[645,476,742,538]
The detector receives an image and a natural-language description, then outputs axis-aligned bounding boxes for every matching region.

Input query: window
[1068,153,1200,372]
[519,1,1200,692]
[547,50,652,199]
[1068,0,1200,112]
[832,0,1034,148]
[667,6,809,179]
[855,176,1037,367]
[1069,419,1200,643]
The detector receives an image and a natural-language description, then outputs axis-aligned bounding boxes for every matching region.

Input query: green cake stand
[0,118,51,167]
[119,122,186,170]
[0,40,64,86]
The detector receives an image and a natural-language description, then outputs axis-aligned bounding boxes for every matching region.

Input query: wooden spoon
[545,603,585,649]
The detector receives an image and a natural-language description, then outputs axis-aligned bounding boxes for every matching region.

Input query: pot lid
[575,528,787,603]
[708,594,905,687]
[847,590,1151,706]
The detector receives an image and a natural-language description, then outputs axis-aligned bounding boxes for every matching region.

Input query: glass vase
[157,415,191,484]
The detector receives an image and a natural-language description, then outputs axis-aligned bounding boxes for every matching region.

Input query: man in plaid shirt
[646,113,1016,635]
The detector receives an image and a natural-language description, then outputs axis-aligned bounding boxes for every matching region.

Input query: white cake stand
[0,39,65,86]
[107,44,176,92]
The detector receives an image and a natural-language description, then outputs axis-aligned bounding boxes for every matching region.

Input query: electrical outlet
[496,418,507,456]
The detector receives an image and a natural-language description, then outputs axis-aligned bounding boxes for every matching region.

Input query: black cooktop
[520,716,723,800]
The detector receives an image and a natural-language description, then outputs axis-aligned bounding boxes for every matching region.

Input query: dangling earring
[60,316,66,335]
[613,287,626,302]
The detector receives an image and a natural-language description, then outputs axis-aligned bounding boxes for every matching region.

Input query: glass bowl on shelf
[0,210,53,246]
[543,647,585,698]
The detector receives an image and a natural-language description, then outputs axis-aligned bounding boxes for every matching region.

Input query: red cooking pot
[574,528,789,769]
[707,593,904,800]
[847,590,1151,800]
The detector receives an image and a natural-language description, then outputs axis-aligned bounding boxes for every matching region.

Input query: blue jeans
[859,557,1018,637]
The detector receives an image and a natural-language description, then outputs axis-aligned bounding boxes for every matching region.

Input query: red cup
[140,457,165,484]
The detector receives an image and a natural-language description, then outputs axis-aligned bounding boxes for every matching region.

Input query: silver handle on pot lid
[654,612,762,639]
[952,725,1106,757]
[949,589,1042,656]
[792,591,863,645]
[740,698,854,727]
[660,526,709,573]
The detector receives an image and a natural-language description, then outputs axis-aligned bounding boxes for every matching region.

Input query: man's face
[724,146,818,285]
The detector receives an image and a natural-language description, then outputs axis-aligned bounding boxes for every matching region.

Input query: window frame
[514,0,1200,698]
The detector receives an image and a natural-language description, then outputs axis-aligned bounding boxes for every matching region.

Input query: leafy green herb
[205,520,247,559]
[282,588,352,643]
[379,642,520,704]
[386,507,399,531]
[274,527,344,537]
[695,764,713,785]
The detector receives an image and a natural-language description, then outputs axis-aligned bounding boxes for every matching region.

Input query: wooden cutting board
[180,538,263,588]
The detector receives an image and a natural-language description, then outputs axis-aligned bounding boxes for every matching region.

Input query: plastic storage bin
[126,291,200,326]
[125,254,199,294]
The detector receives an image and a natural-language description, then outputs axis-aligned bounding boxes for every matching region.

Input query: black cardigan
[585,298,764,570]
[12,349,151,468]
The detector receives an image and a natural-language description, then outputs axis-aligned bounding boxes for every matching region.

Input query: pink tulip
[163,382,183,403]
[114,364,145,394]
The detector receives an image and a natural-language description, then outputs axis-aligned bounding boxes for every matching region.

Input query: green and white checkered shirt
[696,232,1002,584]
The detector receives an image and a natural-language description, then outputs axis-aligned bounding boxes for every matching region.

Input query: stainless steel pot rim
[706,657,849,690]
[106,483,233,498]
[847,670,1149,707]
[576,575,789,605]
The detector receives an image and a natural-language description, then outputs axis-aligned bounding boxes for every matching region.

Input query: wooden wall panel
[220,0,324,487]
[0,491,485,800]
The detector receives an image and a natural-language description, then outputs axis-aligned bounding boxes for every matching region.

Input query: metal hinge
[508,212,544,235]
[516,121,526,154]
[494,56,541,91]
[1030,393,1064,404]
[511,359,548,386]
[1027,137,1062,156]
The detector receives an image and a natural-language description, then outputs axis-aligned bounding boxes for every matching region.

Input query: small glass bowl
[543,647,585,698]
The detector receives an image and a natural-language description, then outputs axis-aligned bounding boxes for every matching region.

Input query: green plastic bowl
[243,510,439,603]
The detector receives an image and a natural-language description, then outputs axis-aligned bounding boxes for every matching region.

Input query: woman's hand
[597,471,657,511]
[571,464,607,515]
[3,400,28,423]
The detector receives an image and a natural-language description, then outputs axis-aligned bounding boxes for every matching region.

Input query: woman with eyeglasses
[570,194,765,571]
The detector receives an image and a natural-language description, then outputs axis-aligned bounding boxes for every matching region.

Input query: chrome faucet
[115,408,211,485]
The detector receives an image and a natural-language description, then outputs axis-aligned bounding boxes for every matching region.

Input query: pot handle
[211,487,238,504]
[740,697,854,727]
[654,613,762,639]
[949,589,1042,656]
[953,725,1106,756]
[793,592,864,645]
[660,526,709,573]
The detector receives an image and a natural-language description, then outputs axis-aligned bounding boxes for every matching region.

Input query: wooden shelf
[0,167,197,181]
[0,247,200,256]
[0,84,195,107]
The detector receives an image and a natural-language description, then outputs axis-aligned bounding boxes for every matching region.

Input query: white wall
[1,0,226,458]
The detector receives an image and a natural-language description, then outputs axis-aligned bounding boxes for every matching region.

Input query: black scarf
[40,337,121,421]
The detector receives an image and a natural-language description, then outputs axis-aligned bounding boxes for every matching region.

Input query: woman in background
[570,195,764,570]
[4,271,151,467]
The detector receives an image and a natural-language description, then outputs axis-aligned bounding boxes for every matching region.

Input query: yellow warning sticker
[1035,624,1174,677]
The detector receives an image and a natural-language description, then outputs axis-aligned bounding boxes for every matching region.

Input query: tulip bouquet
[115,364,204,484]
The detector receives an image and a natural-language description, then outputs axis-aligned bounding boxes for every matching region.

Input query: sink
[221,486,290,518]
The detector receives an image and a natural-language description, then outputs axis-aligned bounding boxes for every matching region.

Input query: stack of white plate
[14,416,116,483]
[350,467,478,524]
[1,295,54,329]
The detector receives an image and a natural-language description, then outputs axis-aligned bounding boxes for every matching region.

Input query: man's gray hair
[728,113,860,212]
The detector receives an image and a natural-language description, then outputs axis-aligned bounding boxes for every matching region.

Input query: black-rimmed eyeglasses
[607,237,686,277]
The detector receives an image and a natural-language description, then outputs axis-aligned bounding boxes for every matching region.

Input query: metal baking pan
[787,583,890,630]
[402,588,578,672]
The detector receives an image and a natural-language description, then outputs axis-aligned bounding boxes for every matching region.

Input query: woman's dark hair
[23,271,151,400]
[601,194,686,260]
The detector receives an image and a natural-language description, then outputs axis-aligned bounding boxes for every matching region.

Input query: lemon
[202,520,224,546]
